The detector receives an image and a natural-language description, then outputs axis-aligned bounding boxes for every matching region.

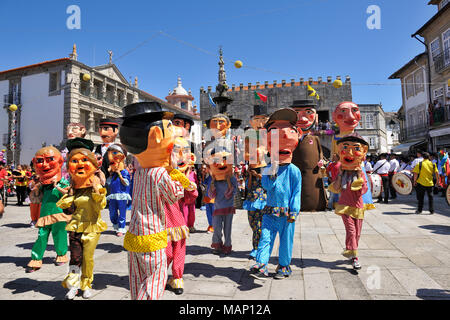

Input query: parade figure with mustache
[106,144,131,236]
[328,133,369,270]
[26,146,71,273]
[250,108,302,280]
[62,123,87,180]
[291,100,327,211]
[205,139,237,255]
[56,138,108,299]
[94,118,119,180]
[332,102,375,210]
[164,134,196,295]
[119,102,186,300]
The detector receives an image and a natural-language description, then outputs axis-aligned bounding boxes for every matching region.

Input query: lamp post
[8,104,18,166]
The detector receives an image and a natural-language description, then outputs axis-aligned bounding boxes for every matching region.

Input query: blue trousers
[205,203,214,226]
[255,215,295,267]
[109,199,127,233]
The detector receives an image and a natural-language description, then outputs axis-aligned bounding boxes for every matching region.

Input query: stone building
[355,104,389,155]
[0,45,200,165]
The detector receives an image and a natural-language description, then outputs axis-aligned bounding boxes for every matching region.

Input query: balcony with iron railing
[430,105,450,127]
[434,47,450,73]
[3,93,21,106]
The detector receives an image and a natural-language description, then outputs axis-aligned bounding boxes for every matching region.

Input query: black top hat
[264,108,298,129]
[99,118,119,127]
[253,105,268,116]
[66,137,95,152]
[336,132,368,146]
[173,113,194,127]
[289,99,317,109]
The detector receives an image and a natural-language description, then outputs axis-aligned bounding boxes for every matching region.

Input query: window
[368,137,377,149]
[418,111,424,126]
[365,114,374,129]
[79,109,89,130]
[434,87,444,98]
[409,114,415,127]
[405,74,415,98]
[442,28,450,68]
[414,69,424,93]
[180,102,187,110]
[49,71,61,93]
[430,38,441,62]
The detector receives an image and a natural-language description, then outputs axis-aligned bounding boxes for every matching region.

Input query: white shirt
[389,159,400,173]
[411,157,423,171]
[372,159,391,174]
[364,161,373,172]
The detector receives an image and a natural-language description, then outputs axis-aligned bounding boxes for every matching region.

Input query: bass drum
[370,173,382,199]
[446,184,450,206]
[392,172,413,195]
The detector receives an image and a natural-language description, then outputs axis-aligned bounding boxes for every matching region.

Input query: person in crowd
[372,153,391,203]
[413,152,439,215]
[388,154,400,200]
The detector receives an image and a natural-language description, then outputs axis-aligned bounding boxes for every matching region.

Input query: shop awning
[391,140,426,152]
[429,124,450,138]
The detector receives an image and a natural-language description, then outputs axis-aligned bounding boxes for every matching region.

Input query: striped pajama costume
[124,167,184,300]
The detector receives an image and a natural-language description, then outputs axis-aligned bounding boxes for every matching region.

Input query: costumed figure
[165,133,196,295]
[332,102,375,210]
[250,108,302,280]
[243,105,269,259]
[202,166,215,233]
[26,146,70,273]
[438,150,450,193]
[119,102,186,300]
[291,100,327,211]
[28,175,42,227]
[205,139,237,255]
[94,118,119,180]
[106,144,131,236]
[328,133,369,270]
[56,138,108,299]
[62,122,87,180]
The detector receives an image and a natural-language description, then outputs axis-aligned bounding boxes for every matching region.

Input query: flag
[208,93,216,108]
[254,91,267,103]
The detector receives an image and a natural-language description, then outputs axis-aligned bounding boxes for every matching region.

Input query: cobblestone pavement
[0,192,449,300]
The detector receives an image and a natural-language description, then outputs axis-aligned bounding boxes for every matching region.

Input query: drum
[392,172,413,195]
[446,185,450,206]
[370,173,382,198]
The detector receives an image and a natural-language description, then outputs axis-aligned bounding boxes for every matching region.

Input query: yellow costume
[57,186,107,291]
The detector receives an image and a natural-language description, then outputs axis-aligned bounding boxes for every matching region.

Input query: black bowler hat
[121,101,174,122]
[289,99,317,109]
[336,132,368,146]
[66,137,95,152]
[173,113,194,127]
[253,105,268,116]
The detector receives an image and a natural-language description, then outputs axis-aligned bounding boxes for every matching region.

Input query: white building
[0,45,200,165]
[355,104,389,154]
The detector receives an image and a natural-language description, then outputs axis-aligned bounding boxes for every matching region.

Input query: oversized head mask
[98,119,119,144]
[68,149,99,189]
[172,136,192,173]
[33,146,64,185]
[209,114,231,138]
[107,144,127,173]
[205,139,234,181]
[67,122,86,139]
[332,102,361,135]
[290,100,317,133]
[337,134,368,171]
[265,108,301,164]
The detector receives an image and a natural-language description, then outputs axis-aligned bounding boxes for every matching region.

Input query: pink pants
[341,215,363,252]
[166,239,186,279]
[182,203,196,228]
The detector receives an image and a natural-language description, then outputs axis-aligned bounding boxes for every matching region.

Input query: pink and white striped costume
[124,167,184,300]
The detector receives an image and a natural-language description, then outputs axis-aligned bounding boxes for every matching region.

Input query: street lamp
[388,119,396,130]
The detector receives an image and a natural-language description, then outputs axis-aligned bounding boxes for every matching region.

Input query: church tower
[166,77,195,113]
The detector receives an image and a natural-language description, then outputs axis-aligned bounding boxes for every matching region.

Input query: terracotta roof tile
[0,58,71,75]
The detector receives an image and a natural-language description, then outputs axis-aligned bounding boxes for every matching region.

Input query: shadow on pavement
[291,258,358,275]
[381,211,414,216]
[92,273,129,291]
[16,242,54,251]
[1,223,31,229]
[183,261,246,285]
[418,224,450,235]
[416,288,450,300]
[96,242,125,254]
[186,244,251,259]
[3,278,66,300]
[0,255,55,268]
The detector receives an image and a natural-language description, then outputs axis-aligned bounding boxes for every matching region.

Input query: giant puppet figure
[250,108,302,280]
[164,133,196,295]
[95,118,119,180]
[27,146,70,273]
[332,101,375,210]
[328,133,369,270]
[56,138,108,299]
[291,100,327,211]
[119,102,187,300]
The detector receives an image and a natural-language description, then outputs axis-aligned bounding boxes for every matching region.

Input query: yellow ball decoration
[333,79,343,88]
[9,104,18,112]
[234,60,243,69]
[82,73,91,81]
[447,78,450,87]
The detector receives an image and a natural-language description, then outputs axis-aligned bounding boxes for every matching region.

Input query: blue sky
[0,0,436,113]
